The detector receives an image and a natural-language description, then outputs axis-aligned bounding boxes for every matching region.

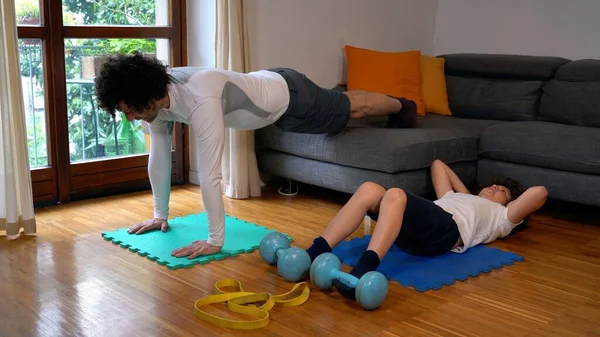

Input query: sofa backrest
[439,53,570,121]
[538,60,600,128]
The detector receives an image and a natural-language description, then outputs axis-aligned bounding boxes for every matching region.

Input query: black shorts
[268,67,351,134]
[367,191,460,256]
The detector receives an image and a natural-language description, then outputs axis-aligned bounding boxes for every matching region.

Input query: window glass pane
[62,0,169,26]
[18,39,49,168]
[65,38,169,163]
[15,0,41,26]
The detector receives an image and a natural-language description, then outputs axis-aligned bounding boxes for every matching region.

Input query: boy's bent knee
[383,188,407,204]
[357,182,386,195]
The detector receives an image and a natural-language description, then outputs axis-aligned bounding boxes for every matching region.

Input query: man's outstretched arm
[128,120,173,234]
[148,120,174,220]
[431,159,470,198]
[171,98,226,258]
[194,114,226,248]
[507,186,548,224]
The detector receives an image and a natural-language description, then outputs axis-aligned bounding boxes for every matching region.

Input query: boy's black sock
[351,250,381,279]
[305,236,332,262]
[334,250,381,300]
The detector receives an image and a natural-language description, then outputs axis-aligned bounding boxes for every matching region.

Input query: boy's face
[478,184,512,206]
[118,100,161,123]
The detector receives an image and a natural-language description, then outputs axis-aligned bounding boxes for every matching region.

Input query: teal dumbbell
[310,252,388,310]
[259,232,311,282]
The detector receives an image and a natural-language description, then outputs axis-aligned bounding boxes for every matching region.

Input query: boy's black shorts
[268,67,351,135]
[367,191,461,256]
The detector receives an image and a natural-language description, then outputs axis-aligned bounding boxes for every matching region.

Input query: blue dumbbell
[310,252,388,310]
[259,231,312,282]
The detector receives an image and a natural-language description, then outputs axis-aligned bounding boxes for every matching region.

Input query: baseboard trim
[189,169,200,185]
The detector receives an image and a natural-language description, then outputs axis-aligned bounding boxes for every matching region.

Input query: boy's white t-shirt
[433,191,522,253]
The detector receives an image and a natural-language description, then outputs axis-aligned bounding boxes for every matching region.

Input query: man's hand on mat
[128,218,168,234]
[171,240,222,259]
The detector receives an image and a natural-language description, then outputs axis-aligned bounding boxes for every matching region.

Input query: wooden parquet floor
[1,184,599,337]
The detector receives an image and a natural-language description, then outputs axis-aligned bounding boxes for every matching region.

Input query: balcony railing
[19,42,149,169]
[20,42,48,168]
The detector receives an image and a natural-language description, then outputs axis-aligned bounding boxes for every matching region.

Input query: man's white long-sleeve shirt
[147,67,290,246]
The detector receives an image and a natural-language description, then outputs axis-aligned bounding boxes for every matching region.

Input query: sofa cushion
[479,121,600,175]
[441,53,570,80]
[344,45,425,115]
[440,53,570,122]
[421,55,452,116]
[538,59,600,128]
[256,114,502,174]
[444,76,545,121]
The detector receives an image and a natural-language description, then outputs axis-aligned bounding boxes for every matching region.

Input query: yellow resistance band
[194,278,310,330]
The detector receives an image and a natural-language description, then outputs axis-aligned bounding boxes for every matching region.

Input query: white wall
[245,0,438,88]
[186,0,216,184]
[434,0,600,60]
[186,0,216,68]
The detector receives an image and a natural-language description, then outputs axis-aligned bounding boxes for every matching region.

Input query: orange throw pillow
[344,45,425,115]
[421,55,452,115]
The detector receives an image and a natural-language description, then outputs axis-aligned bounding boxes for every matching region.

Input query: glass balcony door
[16,0,187,205]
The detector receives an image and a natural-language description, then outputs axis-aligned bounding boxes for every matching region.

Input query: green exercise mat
[101,212,292,269]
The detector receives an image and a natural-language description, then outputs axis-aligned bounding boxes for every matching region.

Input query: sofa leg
[278,178,298,196]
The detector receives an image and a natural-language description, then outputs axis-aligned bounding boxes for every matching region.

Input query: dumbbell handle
[275,248,285,261]
[330,269,359,288]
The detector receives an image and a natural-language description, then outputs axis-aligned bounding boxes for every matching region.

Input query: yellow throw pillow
[421,55,452,115]
[344,45,425,116]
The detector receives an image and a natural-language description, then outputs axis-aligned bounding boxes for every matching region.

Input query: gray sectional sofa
[255,53,600,207]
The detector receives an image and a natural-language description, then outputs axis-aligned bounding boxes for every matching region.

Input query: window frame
[16,0,188,206]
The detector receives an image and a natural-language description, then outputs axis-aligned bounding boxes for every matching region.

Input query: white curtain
[216,0,262,199]
[0,0,36,238]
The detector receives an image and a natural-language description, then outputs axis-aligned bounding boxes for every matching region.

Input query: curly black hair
[476,177,525,202]
[477,177,529,230]
[94,51,170,117]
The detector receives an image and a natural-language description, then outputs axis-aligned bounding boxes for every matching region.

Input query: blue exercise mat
[332,235,523,292]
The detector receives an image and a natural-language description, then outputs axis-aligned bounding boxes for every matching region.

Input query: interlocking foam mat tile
[102,212,291,270]
[332,235,523,292]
